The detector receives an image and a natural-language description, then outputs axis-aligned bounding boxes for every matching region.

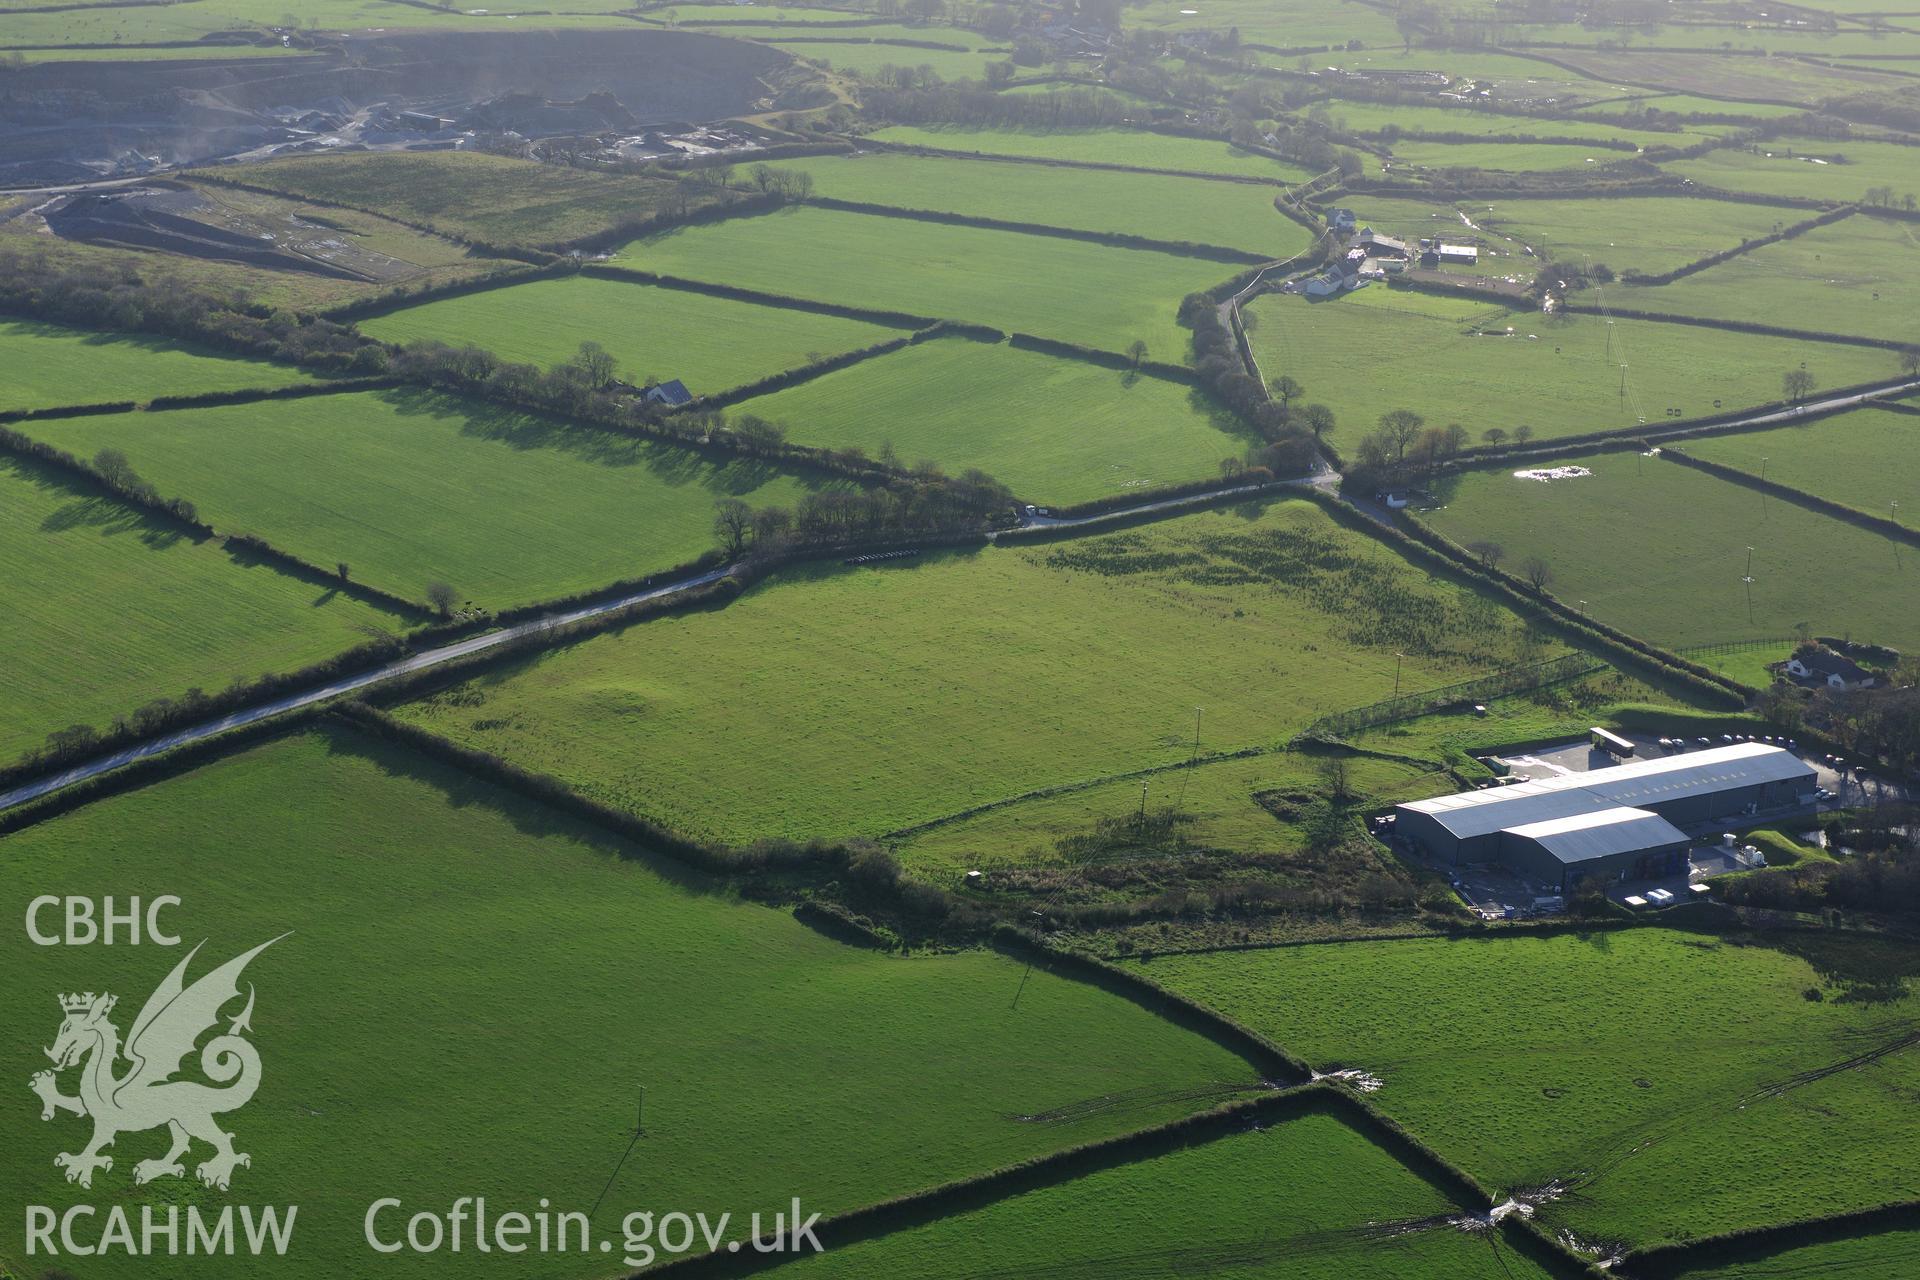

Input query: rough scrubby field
[786,1110,1559,1279]
[780,151,1313,255]
[623,205,1226,356]
[731,337,1244,502]
[0,728,1255,1279]
[0,319,316,412]
[26,389,830,607]
[217,151,727,249]
[1132,929,1920,1246]
[1421,453,1920,650]
[395,499,1557,844]
[897,749,1451,877]
[0,455,410,761]
[360,276,904,397]
[1242,286,1897,452]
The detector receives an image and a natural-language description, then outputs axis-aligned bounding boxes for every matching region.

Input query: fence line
[1299,652,1607,740]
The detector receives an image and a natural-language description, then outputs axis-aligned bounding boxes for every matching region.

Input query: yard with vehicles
[620,204,1225,356]
[359,276,906,399]
[727,335,1246,503]
[1132,928,1920,1245]
[0,726,1259,1279]
[393,499,1561,846]
[1419,451,1920,650]
[19,389,833,608]
[1239,285,1897,454]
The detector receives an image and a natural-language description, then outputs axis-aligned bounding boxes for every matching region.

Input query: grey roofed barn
[1401,742,1813,839]
[1501,806,1689,866]
[1393,743,1816,888]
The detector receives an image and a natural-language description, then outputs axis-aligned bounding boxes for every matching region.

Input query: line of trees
[1342,408,1471,491]
[711,466,1014,558]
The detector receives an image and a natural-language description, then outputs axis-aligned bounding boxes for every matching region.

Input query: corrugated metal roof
[1504,806,1690,865]
[1398,744,1814,841]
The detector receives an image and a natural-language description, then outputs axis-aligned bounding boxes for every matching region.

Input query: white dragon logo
[29,935,285,1192]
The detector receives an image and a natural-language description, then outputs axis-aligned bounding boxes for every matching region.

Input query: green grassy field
[1507,19,1920,57]
[216,151,729,250]
[1682,405,1920,523]
[1125,0,1403,50]
[631,2,874,20]
[1240,285,1899,453]
[1666,138,1920,201]
[1473,196,1802,278]
[622,205,1227,356]
[23,389,832,607]
[0,727,1256,1279]
[1572,93,1811,119]
[1657,1226,1920,1278]
[729,337,1245,502]
[393,499,1558,845]
[1314,100,1725,149]
[1311,48,1646,101]
[1421,453,1920,650]
[1132,928,1920,1246]
[865,124,1317,182]
[778,151,1314,255]
[0,454,411,762]
[785,1110,1560,1279]
[1388,138,1647,174]
[0,319,318,413]
[1546,48,1911,103]
[1623,212,1920,339]
[360,276,903,397]
[897,748,1452,878]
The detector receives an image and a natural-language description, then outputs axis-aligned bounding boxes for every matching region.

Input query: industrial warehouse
[1393,743,1819,892]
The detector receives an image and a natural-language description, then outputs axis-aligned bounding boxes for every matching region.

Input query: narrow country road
[0,480,1313,814]
[3,372,1911,814]
[0,566,734,813]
